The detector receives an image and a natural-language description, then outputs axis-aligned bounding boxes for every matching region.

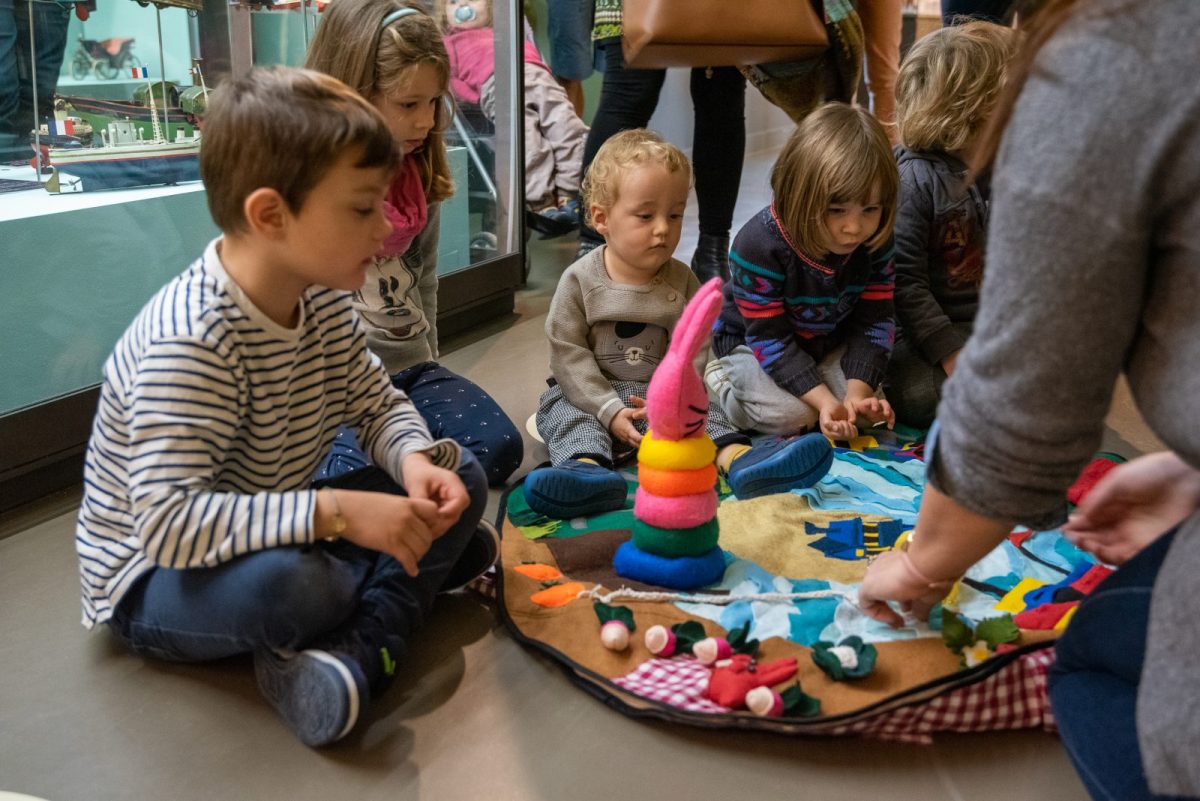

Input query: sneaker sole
[525,473,628,519]
[254,650,359,747]
[733,439,834,499]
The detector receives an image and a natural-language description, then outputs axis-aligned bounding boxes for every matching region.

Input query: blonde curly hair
[896,21,1017,154]
[581,129,691,226]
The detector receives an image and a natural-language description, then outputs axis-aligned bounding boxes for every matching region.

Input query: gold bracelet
[323,488,347,541]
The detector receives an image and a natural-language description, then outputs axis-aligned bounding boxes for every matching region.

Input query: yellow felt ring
[632,518,720,558]
[638,463,718,497]
[637,430,716,471]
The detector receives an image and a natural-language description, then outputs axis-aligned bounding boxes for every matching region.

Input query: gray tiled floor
[1,147,1156,801]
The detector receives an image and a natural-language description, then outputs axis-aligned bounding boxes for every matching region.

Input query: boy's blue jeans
[108,452,487,694]
[1049,529,1188,801]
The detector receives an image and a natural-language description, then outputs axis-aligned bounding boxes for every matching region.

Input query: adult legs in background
[546,0,594,118]
[858,0,902,144]
[689,65,746,282]
[0,0,71,161]
[1049,530,1187,801]
[577,36,665,250]
[940,0,1014,25]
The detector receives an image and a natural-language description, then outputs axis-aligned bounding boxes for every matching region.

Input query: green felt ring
[632,518,720,558]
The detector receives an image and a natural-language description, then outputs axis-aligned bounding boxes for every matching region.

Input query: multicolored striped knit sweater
[592,0,622,41]
[711,204,896,398]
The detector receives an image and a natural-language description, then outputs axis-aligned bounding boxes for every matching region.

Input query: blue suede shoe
[524,460,628,519]
[725,433,834,499]
[254,648,366,747]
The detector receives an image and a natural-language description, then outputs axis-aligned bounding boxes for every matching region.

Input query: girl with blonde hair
[306,0,522,487]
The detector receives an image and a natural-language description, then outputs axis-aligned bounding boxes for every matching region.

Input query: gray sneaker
[253,648,363,747]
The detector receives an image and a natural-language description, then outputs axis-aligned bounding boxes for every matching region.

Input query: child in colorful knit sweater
[524,129,832,520]
[883,21,1015,428]
[440,0,589,229]
[706,103,899,440]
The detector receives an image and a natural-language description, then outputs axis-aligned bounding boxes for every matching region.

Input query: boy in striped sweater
[74,67,490,748]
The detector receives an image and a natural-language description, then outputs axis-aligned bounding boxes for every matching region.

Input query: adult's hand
[858,549,955,628]
[1064,451,1200,565]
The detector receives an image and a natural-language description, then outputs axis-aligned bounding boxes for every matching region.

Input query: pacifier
[453,4,476,23]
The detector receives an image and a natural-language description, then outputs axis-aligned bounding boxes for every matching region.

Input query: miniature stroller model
[70,36,141,81]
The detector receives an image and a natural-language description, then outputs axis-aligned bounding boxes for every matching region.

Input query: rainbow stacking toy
[613,278,727,590]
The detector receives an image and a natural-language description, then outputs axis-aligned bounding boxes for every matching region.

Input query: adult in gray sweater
[858,1,1200,798]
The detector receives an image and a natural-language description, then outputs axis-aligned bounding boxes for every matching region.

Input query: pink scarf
[379,156,429,259]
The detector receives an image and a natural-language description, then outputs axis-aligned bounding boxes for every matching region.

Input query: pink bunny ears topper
[645,278,724,441]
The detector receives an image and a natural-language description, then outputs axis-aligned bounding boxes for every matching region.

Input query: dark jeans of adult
[0,0,71,162]
[578,37,746,253]
[1049,529,1191,801]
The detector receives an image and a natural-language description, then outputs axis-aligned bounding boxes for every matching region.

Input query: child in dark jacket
[883,21,1015,427]
[706,103,899,440]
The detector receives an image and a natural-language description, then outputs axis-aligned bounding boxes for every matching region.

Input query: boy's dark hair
[200,66,399,234]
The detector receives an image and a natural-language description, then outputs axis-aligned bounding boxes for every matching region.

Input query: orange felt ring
[638,463,718,497]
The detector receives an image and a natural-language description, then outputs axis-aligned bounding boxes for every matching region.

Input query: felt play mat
[496,430,1123,743]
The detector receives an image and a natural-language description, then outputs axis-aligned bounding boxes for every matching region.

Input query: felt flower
[962,640,993,668]
[942,612,1020,668]
[811,636,877,681]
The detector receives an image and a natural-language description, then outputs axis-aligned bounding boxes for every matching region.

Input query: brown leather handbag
[621,0,829,69]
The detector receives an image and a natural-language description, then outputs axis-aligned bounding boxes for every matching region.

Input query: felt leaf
[941,611,975,652]
[974,615,1020,648]
[727,625,761,657]
[593,601,636,631]
[670,620,708,655]
[779,685,821,718]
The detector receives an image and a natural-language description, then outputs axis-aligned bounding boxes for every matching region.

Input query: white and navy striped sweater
[76,240,459,629]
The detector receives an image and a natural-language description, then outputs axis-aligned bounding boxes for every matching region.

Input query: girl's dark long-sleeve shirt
[711,205,896,398]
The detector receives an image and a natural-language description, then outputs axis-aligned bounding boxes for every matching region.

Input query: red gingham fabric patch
[824,648,1058,744]
[613,655,732,714]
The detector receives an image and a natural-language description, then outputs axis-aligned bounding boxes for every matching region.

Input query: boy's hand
[609,397,647,447]
[1063,451,1200,566]
[401,452,470,537]
[819,401,858,440]
[325,490,441,577]
[846,396,895,430]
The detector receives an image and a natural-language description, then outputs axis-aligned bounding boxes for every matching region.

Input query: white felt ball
[600,620,630,651]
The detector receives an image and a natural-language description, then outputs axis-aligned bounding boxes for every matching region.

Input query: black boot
[691,233,731,284]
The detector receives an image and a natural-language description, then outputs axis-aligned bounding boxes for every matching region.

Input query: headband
[380,7,420,29]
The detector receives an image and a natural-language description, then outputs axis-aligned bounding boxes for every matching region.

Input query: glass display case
[0,0,525,509]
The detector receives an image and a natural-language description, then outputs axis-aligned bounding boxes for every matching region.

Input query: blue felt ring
[613,541,726,590]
